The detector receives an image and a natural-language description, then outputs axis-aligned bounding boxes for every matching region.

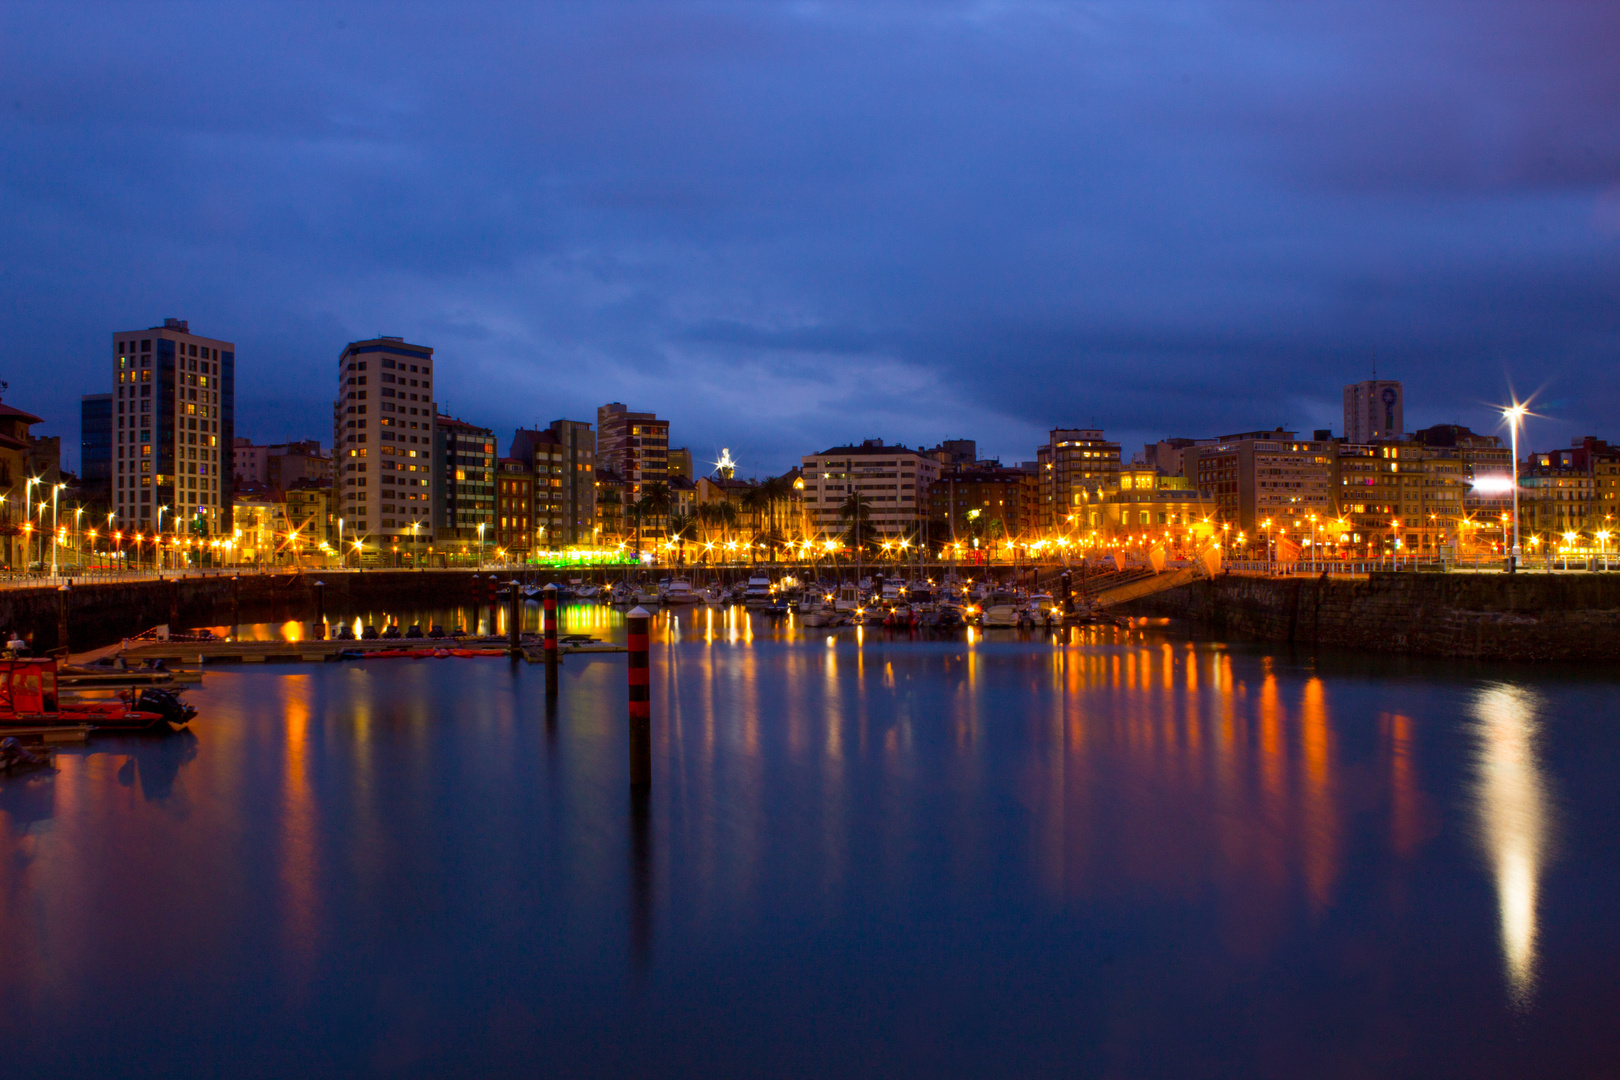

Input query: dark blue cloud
[2,0,1617,475]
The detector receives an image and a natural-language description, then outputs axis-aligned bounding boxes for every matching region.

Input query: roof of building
[810,440,929,458]
[436,414,493,436]
[0,400,44,426]
[284,477,331,493]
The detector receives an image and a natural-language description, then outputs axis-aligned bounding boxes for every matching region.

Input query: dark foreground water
[4,609,1619,1078]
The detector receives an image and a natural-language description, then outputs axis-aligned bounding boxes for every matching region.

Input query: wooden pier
[114,636,626,666]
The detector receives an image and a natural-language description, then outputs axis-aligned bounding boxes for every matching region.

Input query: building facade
[510,420,597,545]
[800,440,941,539]
[596,404,668,539]
[1336,441,1467,556]
[1190,430,1337,534]
[1343,380,1405,444]
[283,479,335,552]
[334,336,436,544]
[110,318,235,535]
[1079,467,1219,547]
[434,415,495,544]
[928,467,1039,539]
[1036,429,1121,531]
[1413,424,1513,522]
[0,399,44,570]
[80,393,112,518]
[495,459,534,556]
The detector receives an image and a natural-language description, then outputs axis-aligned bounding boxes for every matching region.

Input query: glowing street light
[1502,401,1529,570]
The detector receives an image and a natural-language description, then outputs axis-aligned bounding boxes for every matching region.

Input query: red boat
[0,659,195,732]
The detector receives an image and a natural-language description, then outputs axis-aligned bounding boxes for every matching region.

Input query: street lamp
[1503,401,1528,571]
[477,521,486,568]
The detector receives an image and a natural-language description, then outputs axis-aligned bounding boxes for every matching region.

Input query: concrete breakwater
[1123,570,1620,662]
[0,571,529,653]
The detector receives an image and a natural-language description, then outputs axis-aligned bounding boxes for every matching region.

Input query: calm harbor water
[4,608,1619,1078]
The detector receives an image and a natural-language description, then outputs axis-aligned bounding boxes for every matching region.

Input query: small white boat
[660,579,701,605]
[980,605,1020,628]
[701,583,727,606]
[743,575,774,606]
[833,583,863,613]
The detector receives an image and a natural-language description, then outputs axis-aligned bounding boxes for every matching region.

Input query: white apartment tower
[334,336,437,545]
[1343,380,1404,443]
[110,318,234,535]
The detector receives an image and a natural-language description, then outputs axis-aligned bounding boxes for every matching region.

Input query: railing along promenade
[7,552,1615,592]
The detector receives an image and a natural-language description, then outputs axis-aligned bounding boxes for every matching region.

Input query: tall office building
[597,403,668,538]
[1343,380,1404,443]
[110,319,235,534]
[334,336,436,541]
[80,393,113,516]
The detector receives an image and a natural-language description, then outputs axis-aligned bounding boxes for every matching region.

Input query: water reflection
[0,619,1610,1076]
[1471,683,1554,1009]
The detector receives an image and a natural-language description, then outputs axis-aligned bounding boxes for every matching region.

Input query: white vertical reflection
[1471,683,1553,1009]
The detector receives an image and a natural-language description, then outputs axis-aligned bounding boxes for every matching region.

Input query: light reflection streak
[1471,684,1553,1009]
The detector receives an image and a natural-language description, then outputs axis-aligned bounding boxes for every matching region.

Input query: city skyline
[4,1,1617,474]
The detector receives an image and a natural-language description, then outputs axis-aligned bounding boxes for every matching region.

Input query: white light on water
[1471,684,1553,1009]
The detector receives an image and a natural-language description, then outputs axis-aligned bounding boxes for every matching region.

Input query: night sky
[3,1,1617,476]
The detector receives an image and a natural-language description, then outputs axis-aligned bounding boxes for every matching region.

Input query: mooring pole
[543,582,559,699]
[57,584,70,655]
[313,579,326,639]
[231,573,240,641]
[627,606,651,787]
[508,580,522,656]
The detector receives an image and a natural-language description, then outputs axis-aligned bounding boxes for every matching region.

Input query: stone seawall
[0,571,530,652]
[1123,571,1620,662]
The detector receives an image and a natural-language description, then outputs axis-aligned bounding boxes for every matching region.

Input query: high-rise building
[110,319,234,535]
[334,336,436,542]
[434,415,495,543]
[80,393,113,516]
[1035,429,1121,531]
[597,404,668,539]
[1343,380,1404,443]
[510,420,597,546]
[800,439,941,538]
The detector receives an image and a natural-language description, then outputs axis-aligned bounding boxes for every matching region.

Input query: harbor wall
[0,571,555,653]
[1122,571,1620,662]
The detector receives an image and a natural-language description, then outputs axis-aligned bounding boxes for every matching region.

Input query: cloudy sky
[2,0,1617,475]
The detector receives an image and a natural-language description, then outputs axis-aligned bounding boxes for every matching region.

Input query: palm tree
[631,481,672,555]
[839,491,872,582]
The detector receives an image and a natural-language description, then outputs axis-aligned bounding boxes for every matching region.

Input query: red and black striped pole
[507,580,522,656]
[543,583,559,698]
[627,606,651,787]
